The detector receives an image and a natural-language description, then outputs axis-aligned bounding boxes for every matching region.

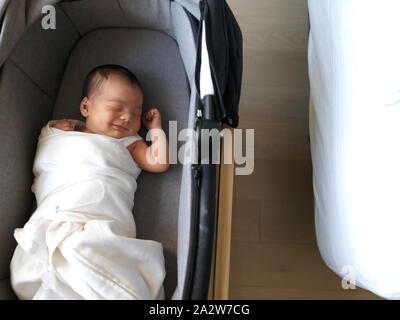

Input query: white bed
[308,0,400,299]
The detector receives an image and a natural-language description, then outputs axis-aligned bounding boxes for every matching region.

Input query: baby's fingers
[57,125,74,131]
[144,112,153,121]
[145,109,161,119]
[150,108,160,116]
[54,120,74,131]
[54,124,74,131]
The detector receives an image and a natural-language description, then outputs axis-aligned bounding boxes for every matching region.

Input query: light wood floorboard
[227,0,382,300]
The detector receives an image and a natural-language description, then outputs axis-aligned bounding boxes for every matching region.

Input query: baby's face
[80,74,143,139]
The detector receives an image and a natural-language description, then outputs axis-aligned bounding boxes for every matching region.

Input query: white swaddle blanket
[10,119,166,300]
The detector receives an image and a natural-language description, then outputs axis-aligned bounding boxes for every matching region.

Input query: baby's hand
[142,108,162,130]
[51,119,75,131]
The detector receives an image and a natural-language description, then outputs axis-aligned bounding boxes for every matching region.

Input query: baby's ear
[80,97,90,117]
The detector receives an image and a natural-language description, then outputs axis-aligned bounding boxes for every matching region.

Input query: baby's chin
[85,123,137,138]
[108,127,137,138]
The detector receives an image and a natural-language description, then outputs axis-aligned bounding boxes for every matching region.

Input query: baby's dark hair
[81,64,142,100]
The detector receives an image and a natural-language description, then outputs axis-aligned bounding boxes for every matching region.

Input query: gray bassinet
[0,0,242,300]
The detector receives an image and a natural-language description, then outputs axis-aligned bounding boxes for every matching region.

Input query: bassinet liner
[0,0,242,300]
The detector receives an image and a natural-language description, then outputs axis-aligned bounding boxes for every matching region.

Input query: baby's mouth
[112,123,128,131]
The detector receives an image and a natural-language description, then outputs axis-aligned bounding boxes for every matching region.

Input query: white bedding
[10,120,166,300]
[308,0,400,299]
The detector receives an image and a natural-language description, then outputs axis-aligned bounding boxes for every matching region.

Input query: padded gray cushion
[9,5,80,100]
[0,5,78,286]
[0,61,54,280]
[52,28,190,299]
[0,3,79,285]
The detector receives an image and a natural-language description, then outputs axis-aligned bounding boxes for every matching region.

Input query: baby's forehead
[93,73,141,93]
[99,78,142,102]
[105,74,138,89]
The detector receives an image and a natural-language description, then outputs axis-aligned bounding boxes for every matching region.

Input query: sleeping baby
[53,64,169,172]
[10,65,169,300]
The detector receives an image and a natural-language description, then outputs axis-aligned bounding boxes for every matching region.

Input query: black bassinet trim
[182,113,221,299]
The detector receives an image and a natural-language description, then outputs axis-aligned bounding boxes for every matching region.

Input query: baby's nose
[121,113,131,122]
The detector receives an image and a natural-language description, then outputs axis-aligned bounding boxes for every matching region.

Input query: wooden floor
[227,0,381,300]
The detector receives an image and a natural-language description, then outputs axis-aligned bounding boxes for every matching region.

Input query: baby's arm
[127,109,169,173]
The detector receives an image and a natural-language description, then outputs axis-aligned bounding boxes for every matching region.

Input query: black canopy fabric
[199,0,243,128]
